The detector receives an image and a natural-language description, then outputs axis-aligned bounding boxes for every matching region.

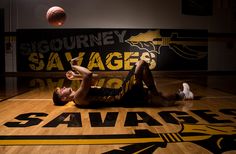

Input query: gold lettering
[46,52,64,71]
[106,52,123,70]
[96,78,106,87]
[106,78,123,89]
[29,78,45,90]
[124,52,139,70]
[87,52,105,70]
[28,53,45,71]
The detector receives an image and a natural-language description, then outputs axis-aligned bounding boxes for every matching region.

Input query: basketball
[46,6,66,26]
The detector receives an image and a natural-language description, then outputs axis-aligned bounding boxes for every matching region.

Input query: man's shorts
[118,65,148,106]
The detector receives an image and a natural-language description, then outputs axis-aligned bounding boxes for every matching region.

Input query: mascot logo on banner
[126,30,207,70]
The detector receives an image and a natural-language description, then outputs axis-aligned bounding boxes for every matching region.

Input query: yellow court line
[0,138,164,145]
[0,135,211,145]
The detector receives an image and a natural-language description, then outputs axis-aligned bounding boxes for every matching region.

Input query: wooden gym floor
[0,72,235,154]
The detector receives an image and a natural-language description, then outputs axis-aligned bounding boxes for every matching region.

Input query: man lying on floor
[52,58,194,108]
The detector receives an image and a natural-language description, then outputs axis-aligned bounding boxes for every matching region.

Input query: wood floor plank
[0,77,235,153]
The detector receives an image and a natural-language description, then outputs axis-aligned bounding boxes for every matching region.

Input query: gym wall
[1,0,236,72]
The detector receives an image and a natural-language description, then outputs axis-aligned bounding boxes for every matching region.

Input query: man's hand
[66,70,81,80]
[69,57,79,66]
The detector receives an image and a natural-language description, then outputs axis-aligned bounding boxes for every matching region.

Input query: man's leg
[134,60,179,106]
[117,61,145,105]
[134,60,159,95]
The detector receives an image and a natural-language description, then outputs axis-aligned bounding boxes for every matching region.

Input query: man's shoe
[178,83,194,100]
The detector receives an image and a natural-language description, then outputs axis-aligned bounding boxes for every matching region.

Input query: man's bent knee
[135,60,149,72]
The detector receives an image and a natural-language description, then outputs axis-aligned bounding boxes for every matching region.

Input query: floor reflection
[0,74,236,101]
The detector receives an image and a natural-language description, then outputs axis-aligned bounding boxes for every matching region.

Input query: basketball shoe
[178,82,194,100]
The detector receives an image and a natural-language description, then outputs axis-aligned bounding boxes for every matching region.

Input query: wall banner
[17,29,208,72]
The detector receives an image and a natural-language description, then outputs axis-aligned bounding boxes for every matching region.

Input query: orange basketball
[46,6,66,26]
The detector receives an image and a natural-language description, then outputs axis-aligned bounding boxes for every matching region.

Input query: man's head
[52,87,73,106]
